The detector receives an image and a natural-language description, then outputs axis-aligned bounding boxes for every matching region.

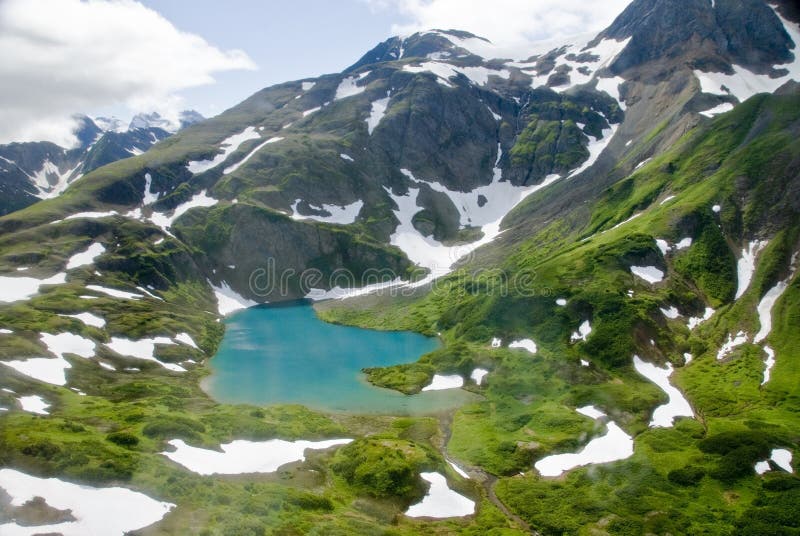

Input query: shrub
[106,432,140,448]
[668,466,705,486]
[142,416,205,440]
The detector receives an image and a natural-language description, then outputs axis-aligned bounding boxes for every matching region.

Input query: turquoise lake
[204,303,477,414]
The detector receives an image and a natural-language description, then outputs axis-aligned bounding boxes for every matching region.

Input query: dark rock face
[371,76,498,191]
[176,204,412,300]
[602,0,794,74]
[413,183,461,241]
[82,127,170,174]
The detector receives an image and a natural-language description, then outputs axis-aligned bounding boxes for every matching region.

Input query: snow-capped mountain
[0,111,204,216]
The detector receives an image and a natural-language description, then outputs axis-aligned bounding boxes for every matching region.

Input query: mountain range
[0,111,203,216]
[0,0,799,534]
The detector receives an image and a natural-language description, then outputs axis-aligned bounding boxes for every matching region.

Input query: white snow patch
[0,329,12,334]
[717,331,748,360]
[570,320,592,343]
[405,472,475,518]
[149,190,218,233]
[105,337,185,372]
[340,153,354,162]
[290,199,363,225]
[302,105,322,117]
[712,204,721,213]
[660,195,677,205]
[66,243,105,270]
[516,37,631,93]
[754,280,789,343]
[771,449,794,473]
[62,211,119,221]
[223,137,283,175]
[633,355,694,428]
[162,438,352,475]
[0,468,174,535]
[762,346,776,385]
[3,356,70,386]
[386,170,563,283]
[366,94,390,135]
[142,173,159,205]
[556,298,567,306]
[98,362,116,371]
[174,332,198,349]
[534,408,634,477]
[301,81,316,91]
[403,61,509,87]
[422,374,464,391]
[675,237,693,250]
[61,312,105,328]
[656,239,671,256]
[660,306,680,319]
[470,368,489,385]
[567,125,618,178]
[491,337,502,348]
[736,240,768,299]
[18,395,50,415]
[334,72,370,100]
[684,353,693,364]
[631,266,665,284]
[0,273,66,303]
[186,127,260,174]
[595,76,626,109]
[85,285,143,300]
[41,332,95,359]
[447,460,469,478]
[581,359,590,367]
[576,405,606,420]
[509,339,537,354]
[29,159,82,199]
[211,281,257,316]
[304,277,406,301]
[700,102,735,118]
[687,307,715,330]
[757,449,795,474]
[635,158,652,170]
[606,212,642,234]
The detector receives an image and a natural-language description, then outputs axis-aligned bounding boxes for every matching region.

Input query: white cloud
[366,0,633,50]
[0,0,256,146]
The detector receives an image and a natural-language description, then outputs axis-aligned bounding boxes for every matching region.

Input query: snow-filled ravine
[534,406,634,477]
[0,468,174,536]
[384,169,565,284]
[204,303,477,414]
[633,356,693,428]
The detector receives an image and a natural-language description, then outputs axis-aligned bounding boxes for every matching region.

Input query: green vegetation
[1,50,799,536]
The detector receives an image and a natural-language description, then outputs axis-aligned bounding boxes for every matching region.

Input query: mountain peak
[600,0,796,74]
[128,110,205,132]
[347,29,491,71]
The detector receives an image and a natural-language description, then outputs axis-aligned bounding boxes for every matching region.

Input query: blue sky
[138,1,406,116]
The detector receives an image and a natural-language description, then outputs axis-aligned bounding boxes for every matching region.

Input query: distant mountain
[128,110,204,131]
[0,110,204,216]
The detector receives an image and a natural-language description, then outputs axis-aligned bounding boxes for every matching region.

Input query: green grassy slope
[317,91,800,534]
